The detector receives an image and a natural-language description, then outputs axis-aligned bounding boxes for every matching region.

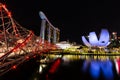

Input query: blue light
[89,60,100,79]
[89,32,99,46]
[81,36,91,47]
[81,28,110,47]
[98,29,110,47]
[100,60,114,80]
[82,60,90,73]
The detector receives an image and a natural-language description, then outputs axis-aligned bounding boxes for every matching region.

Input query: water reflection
[2,54,120,80]
[82,59,115,80]
[100,60,114,80]
[38,64,47,74]
[89,60,101,79]
[34,55,120,80]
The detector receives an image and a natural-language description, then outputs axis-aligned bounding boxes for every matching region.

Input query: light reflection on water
[8,54,120,80]
[38,54,120,80]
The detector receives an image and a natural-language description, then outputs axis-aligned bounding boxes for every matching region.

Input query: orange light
[26,56,29,59]
[8,12,11,17]
[13,48,17,52]
[21,43,25,47]
[2,4,6,8]
[12,65,16,69]
[33,55,36,58]
[15,34,19,37]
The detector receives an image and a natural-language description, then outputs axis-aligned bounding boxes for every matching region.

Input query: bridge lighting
[15,34,19,37]
[13,48,17,52]
[12,65,17,69]
[17,39,23,43]
[25,56,29,60]
[21,43,25,47]
[33,55,36,58]
[8,12,11,17]
[2,4,6,9]
[1,4,12,17]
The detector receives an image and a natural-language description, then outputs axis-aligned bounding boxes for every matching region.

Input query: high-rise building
[112,32,117,40]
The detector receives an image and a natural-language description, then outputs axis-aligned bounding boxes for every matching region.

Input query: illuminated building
[81,29,110,48]
[112,32,117,40]
[55,41,72,49]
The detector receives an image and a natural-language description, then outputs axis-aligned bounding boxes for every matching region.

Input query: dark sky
[3,0,120,44]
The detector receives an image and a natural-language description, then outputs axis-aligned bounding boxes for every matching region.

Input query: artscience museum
[82,28,110,48]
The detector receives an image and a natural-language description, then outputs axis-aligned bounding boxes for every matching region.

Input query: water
[1,55,120,80]
[0,57,40,80]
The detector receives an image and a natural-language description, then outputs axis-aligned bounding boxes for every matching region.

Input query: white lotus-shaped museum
[81,29,110,47]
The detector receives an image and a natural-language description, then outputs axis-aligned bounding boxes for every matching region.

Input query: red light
[46,74,49,80]
[49,58,61,73]
[21,43,25,47]
[8,12,11,17]
[2,4,6,8]
[115,59,120,75]
[12,65,16,69]
[13,48,17,52]
[33,55,36,58]
[26,56,29,59]
[15,34,19,37]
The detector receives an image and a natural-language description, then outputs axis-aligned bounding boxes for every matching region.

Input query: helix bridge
[0,3,60,76]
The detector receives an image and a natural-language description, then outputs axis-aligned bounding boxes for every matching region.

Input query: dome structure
[81,29,110,48]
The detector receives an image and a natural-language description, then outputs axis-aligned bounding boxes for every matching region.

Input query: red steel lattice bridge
[0,3,60,76]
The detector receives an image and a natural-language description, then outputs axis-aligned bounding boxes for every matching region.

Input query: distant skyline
[3,0,120,44]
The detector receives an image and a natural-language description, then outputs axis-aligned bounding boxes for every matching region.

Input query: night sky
[3,0,120,44]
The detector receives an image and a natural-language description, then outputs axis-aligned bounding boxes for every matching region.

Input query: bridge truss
[0,3,60,76]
